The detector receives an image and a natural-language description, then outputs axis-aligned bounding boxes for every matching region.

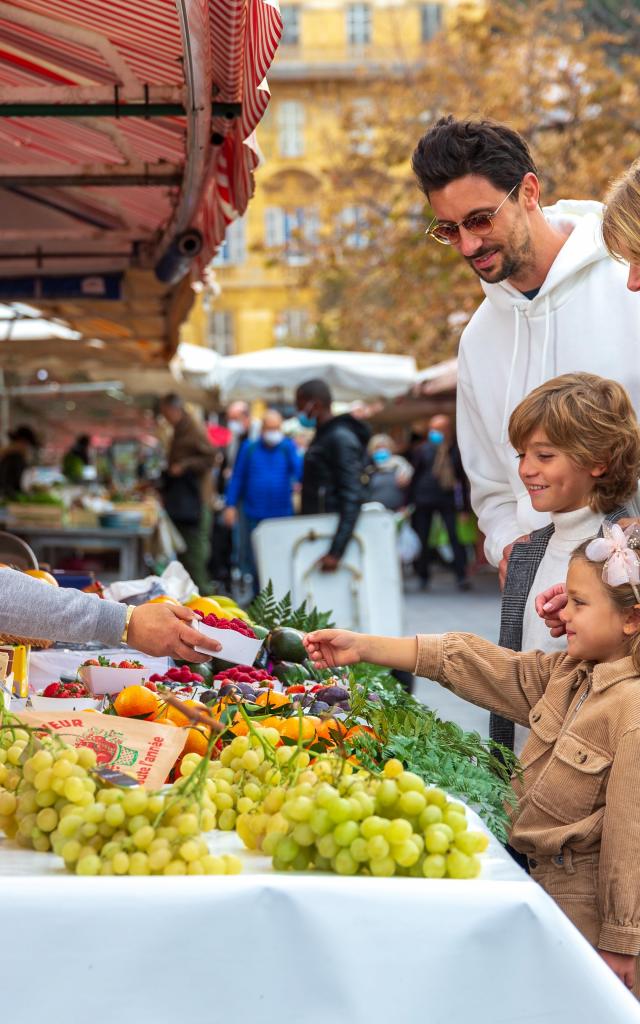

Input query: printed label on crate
[16,710,185,788]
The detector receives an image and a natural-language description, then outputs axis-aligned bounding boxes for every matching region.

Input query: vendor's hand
[498,535,530,591]
[169,462,184,476]
[534,583,568,638]
[304,629,364,668]
[599,949,637,989]
[319,554,340,573]
[223,506,237,528]
[127,604,221,662]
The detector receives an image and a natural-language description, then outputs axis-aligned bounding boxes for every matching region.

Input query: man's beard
[465,229,534,284]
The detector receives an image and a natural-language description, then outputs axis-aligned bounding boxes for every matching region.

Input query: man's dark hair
[296,379,333,407]
[411,116,538,198]
[9,424,39,447]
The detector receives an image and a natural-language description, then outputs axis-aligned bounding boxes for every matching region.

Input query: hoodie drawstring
[540,295,551,384]
[500,306,521,443]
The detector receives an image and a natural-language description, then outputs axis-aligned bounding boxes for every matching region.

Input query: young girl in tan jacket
[304,530,640,995]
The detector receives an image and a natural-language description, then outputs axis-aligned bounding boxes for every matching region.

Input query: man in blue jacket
[223,409,301,594]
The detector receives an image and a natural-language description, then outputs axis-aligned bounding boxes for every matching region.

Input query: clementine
[181,726,211,757]
[279,716,317,743]
[256,691,290,709]
[113,685,158,719]
[166,699,209,728]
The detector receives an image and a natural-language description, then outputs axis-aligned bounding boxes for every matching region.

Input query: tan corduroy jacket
[415,633,640,955]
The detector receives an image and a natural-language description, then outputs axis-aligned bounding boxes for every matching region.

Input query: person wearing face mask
[296,379,371,572]
[223,410,302,595]
[409,414,471,591]
[366,434,414,511]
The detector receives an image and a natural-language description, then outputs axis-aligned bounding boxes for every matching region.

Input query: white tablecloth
[2,807,639,1024]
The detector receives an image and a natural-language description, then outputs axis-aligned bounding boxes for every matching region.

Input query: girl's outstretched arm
[304,630,417,672]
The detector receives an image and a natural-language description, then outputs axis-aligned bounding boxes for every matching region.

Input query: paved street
[403,567,501,738]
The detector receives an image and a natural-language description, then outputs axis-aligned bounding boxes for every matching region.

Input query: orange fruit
[230,715,250,737]
[259,715,284,732]
[166,699,208,728]
[256,691,290,709]
[344,724,378,741]
[317,718,348,742]
[279,717,317,743]
[113,685,158,719]
[24,568,58,586]
[181,726,211,756]
[147,595,179,605]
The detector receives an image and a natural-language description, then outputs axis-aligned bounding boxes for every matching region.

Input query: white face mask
[228,419,245,437]
[263,430,284,447]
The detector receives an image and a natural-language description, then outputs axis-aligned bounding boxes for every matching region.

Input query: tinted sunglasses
[426,182,520,245]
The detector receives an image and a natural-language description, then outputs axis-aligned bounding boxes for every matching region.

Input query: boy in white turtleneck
[495,373,640,755]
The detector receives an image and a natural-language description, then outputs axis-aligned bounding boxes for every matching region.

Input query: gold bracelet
[120,604,135,645]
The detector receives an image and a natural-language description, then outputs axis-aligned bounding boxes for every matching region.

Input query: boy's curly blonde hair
[509,373,640,514]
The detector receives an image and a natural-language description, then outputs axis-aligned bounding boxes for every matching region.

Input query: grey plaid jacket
[489,507,628,748]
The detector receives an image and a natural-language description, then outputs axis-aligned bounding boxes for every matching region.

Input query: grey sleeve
[0,569,127,646]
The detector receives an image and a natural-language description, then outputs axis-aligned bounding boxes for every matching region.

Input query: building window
[264,206,319,265]
[346,3,371,46]
[280,4,300,46]
[275,308,312,345]
[420,3,443,41]
[208,310,234,355]
[212,216,247,267]
[340,205,369,249]
[277,100,305,157]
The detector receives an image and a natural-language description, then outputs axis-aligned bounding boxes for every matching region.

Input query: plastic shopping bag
[397,520,422,564]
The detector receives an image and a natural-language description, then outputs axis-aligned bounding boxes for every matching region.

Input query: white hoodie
[456,199,640,567]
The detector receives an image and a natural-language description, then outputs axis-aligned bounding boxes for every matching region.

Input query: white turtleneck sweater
[515,505,604,756]
[522,505,604,653]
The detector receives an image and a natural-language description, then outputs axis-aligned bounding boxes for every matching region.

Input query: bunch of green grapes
[236,755,489,879]
[0,721,241,876]
[178,727,300,843]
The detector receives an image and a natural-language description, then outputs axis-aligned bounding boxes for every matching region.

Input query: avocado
[267,627,307,664]
[271,661,308,685]
[252,624,270,642]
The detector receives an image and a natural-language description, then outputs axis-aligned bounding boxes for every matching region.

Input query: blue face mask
[372,449,391,465]
[428,429,445,445]
[298,407,317,430]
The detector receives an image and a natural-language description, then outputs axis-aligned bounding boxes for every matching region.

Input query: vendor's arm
[597,728,640,961]
[0,568,219,661]
[304,629,560,727]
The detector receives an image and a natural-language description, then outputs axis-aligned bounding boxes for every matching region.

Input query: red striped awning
[0,0,282,279]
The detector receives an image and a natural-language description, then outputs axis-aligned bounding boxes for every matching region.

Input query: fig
[315,685,349,704]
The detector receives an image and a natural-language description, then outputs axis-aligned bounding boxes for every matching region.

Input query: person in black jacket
[296,379,370,572]
[409,414,471,590]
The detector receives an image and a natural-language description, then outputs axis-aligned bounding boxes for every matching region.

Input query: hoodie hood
[476,200,609,443]
[480,199,607,313]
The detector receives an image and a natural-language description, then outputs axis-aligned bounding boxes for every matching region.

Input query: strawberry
[43,682,63,697]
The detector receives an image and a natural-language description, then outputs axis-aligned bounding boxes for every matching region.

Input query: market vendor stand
[2,821,639,1024]
[9,522,153,581]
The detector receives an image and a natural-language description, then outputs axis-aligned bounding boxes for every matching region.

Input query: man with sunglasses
[412,115,640,589]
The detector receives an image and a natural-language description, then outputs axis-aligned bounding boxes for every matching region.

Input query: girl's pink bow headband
[585,523,640,602]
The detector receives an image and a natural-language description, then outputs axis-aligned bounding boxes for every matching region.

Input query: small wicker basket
[0,632,52,650]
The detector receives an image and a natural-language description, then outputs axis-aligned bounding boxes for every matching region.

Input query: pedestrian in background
[366,433,413,511]
[409,413,471,590]
[157,393,216,594]
[0,425,39,500]
[224,409,301,595]
[296,379,370,572]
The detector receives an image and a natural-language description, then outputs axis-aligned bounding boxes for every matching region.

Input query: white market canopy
[213,347,418,402]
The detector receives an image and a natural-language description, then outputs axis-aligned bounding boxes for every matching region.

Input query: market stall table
[2,814,638,1024]
[7,523,153,580]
